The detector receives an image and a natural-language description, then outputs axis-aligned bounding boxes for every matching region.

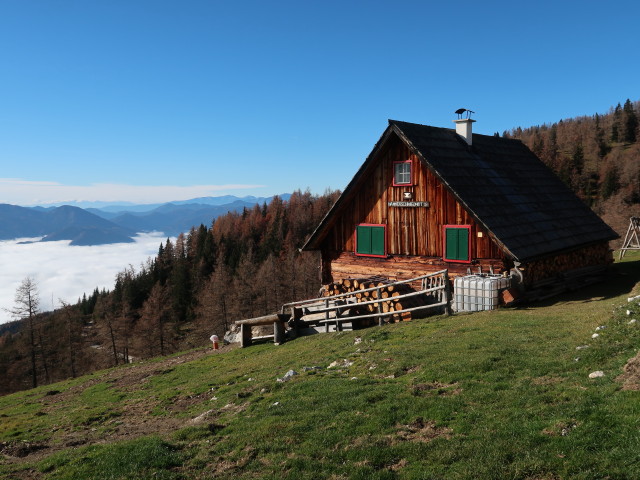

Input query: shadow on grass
[526,258,640,309]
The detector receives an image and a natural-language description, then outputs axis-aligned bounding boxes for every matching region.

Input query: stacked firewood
[321,277,430,322]
[522,242,612,287]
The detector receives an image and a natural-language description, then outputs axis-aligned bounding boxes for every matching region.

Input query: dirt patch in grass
[531,375,564,386]
[411,381,461,396]
[541,420,580,437]
[204,445,256,477]
[0,441,48,458]
[617,351,640,390]
[388,458,408,471]
[391,417,452,444]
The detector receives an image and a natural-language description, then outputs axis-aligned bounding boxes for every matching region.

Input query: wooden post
[376,287,384,326]
[443,270,452,316]
[273,320,285,345]
[240,323,252,348]
[289,307,298,338]
[324,298,330,333]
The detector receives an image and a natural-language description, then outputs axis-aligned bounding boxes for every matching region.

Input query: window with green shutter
[443,225,471,263]
[355,224,386,257]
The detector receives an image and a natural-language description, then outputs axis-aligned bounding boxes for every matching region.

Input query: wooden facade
[318,135,506,284]
[304,120,618,299]
[322,137,503,259]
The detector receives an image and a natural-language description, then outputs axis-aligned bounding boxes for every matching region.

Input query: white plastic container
[454,275,510,312]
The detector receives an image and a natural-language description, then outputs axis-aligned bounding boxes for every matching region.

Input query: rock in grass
[592,333,600,339]
[595,325,606,331]
[302,366,322,372]
[629,319,637,325]
[576,345,590,350]
[588,371,605,379]
[276,370,298,383]
[327,359,354,369]
[190,410,215,424]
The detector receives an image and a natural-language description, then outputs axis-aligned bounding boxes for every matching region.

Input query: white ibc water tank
[454,274,511,312]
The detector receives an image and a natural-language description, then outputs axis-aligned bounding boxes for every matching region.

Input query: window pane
[394,162,411,184]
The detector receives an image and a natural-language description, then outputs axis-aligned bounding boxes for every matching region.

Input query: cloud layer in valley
[0,233,169,324]
[0,178,265,206]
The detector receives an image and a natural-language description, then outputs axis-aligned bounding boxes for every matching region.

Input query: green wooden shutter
[445,227,469,261]
[356,225,372,255]
[370,226,385,256]
[356,225,385,256]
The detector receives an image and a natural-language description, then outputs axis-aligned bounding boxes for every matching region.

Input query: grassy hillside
[1,252,640,480]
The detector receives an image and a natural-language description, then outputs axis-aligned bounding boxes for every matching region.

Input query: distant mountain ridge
[86,194,291,236]
[0,204,135,245]
[1,194,292,245]
[34,194,290,212]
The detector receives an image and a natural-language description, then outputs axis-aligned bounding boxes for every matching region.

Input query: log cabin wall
[319,133,507,284]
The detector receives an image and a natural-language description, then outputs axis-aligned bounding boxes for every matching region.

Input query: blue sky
[1,0,638,206]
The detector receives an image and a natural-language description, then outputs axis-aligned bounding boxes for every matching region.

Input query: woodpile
[521,242,612,288]
[321,276,434,322]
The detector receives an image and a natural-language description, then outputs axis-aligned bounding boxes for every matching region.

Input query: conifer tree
[601,165,620,199]
[611,103,622,142]
[623,99,638,143]
[571,143,584,175]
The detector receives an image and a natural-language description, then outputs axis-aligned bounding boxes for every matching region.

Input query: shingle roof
[304,120,618,262]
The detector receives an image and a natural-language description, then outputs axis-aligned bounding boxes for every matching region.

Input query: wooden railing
[281,269,451,332]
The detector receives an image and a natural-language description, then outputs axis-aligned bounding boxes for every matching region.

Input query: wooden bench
[235,313,290,348]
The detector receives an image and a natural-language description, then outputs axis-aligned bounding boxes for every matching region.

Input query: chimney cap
[454,108,475,119]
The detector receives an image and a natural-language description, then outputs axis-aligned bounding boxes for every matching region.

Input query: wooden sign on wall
[388,201,430,208]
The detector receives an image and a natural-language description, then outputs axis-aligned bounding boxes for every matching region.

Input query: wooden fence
[281,269,451,332]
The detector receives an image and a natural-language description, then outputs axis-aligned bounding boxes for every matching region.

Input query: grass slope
[1,252,640,480]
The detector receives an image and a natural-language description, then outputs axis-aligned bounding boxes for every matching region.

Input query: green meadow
[1,251,639,479]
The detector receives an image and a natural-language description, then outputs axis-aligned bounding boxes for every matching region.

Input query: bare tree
[6,277,40,388]
[94,295,119,366]
[136,283,171,357]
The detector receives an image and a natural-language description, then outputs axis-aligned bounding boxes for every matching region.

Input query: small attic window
[393,160,412,186]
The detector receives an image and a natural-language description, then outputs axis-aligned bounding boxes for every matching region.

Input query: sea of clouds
[0,232,170,324]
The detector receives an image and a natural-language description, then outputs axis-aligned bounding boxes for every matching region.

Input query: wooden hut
[302,118,618,300]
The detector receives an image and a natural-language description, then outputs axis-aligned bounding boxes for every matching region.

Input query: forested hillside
[503,98,639,239]
[0,190,339,395]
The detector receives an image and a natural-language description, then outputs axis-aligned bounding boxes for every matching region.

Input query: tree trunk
[28,316,37,388]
